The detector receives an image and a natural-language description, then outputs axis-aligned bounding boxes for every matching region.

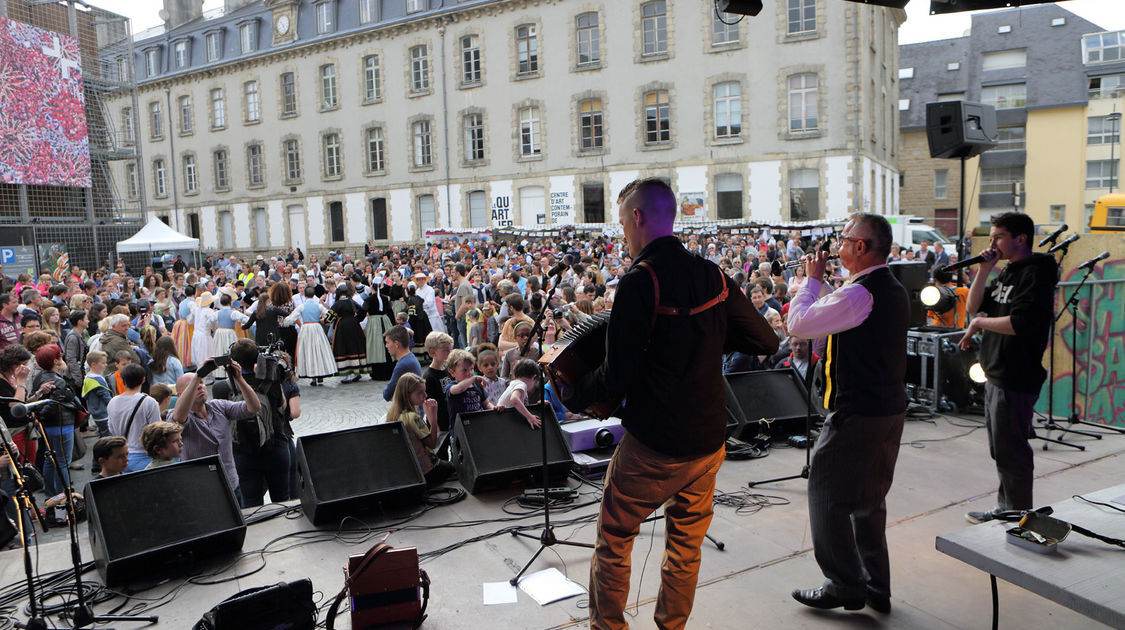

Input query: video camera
[254,336,290,383]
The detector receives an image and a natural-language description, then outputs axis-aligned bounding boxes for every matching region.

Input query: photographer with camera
[172,354,261,506]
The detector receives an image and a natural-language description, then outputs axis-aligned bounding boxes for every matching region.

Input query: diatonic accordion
[539,312,621,419]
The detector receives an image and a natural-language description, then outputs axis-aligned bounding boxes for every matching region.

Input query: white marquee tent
[115,217,200,266]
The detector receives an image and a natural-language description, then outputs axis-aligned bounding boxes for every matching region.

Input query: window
[149,102,162,138]
[996,125,1026,150]
[1088,115,1121,145]
[316,1,335,34]
[982,49,1027,70]
[247,143,264,186]
[579,98,603,150]
[320,64,338,109]
[213,149,229,189]
[371,198,388,241]
[406,0,425,14]
[934,169,949,199]
[898,99,910,111]
[205,32,222,62]
[641,2,667,56]
[980,166,1024,194]
[576,12,600,65]
[997,25,1011,34]
[937,92,965,102]
[789,168,819,221]
[898,67,914,79]
[1084,32,1124,64]
[121,107,135,144]
[716,173,743,220]
[210,88,225,128]
[1052,17,1066,27]
[359,0,377,24]
[323,133,341,177]
[145,48,159,75]
[244,81,260,122]
[468,190,488,228]
[1088,74,1125,99]
[946,62,960,71]
[464,113,484,161]
[1086,160,1118,189]
[366,127,385,171]
[363,54,382,101]
[116,56,128,82]
[461,36,480,85]
[981,83,1026,109]
[788,73,818,132]
[178,95,193,134]
[582,182,604,223]
[173,40,188,68]
[183,154,197,193]
[644,90,670,144]
[413,120,432,167]
[519,106,541,156]
[253,207,268,248]
[285,139,301,181]
[516,25,538,74]
[125,163,138,198]
[1050,204,1066,223]
[410,45,429,92]
[417,194,435,235]
[153,159,166,196]
[187,214,201,240]
[714,82,741,138]
[239,22,256,54]
[787,0,815,35]
[713,11,738,45]
[280,72,297,115]
[328,201,345,242]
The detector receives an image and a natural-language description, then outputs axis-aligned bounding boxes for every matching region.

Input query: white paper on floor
[516,568,586,606]
[483,581,518,605]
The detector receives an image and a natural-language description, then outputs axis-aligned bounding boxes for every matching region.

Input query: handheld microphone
[1037,224,1068,248]
[1075,251,1110,271]
[10,399,53,419]
[937,252,992,274]
[1047,233,1080,254]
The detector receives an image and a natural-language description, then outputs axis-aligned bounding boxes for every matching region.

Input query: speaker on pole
[85,456,246,585]
[297,424,426,525]
[926,101,997,159]
[452,405,572,494]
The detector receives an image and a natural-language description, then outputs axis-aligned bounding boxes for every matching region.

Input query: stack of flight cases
[906,325,982,413]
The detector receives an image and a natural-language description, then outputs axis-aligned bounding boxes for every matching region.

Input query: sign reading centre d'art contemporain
[0,16,91,188]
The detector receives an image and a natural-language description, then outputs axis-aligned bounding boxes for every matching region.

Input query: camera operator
[212,338,295,507]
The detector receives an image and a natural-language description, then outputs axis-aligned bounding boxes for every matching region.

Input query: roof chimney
[161,0,204,31]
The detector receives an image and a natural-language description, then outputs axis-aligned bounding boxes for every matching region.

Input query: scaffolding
[0,0,145,275]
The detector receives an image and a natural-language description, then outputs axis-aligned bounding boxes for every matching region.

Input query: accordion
[539,312,621,419]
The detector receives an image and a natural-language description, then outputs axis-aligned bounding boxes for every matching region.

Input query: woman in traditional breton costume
[171,284,196,368]
[330,284,367,384]
[362,278,395,381]
[284,286,337,386]
[190,290,217,368]
[210,290,248,358]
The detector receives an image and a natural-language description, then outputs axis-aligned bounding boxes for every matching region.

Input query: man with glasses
[786,213,909,615]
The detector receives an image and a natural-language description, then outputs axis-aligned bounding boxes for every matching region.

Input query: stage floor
[3,411,1123,629]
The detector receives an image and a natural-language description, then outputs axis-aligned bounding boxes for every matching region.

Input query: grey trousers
[807,410,905,600]
[984,381,1037,511]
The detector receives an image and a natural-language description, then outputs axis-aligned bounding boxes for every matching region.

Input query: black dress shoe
[791,587,864,611]
[866,594,891,613]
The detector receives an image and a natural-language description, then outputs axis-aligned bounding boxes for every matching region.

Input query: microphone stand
[0,421,50,630]
[1058,263,1124,435]
[28,407,157,628]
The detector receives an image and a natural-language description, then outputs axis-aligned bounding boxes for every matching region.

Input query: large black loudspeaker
[452,405,572,494]
[725,369,818,437]
[85,456,246,585]
[889,261,929,328]
[297,424,426,525]
[926,101,998,159]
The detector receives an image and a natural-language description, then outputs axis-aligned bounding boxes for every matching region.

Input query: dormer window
[205,30,224,62]
[239,20,258,54]
[172,39,190,69]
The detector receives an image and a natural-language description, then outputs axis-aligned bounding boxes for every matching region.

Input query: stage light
[921,284,957,314]
[969,362,986,384]
[717,0,764,16]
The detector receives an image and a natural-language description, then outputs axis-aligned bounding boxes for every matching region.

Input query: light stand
[748,366,817,487]
[0,421,50,630]
[1059,264,1125,435]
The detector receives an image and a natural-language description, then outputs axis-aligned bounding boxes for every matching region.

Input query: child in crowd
[141,421,183,469]
[149,383,174,420]
[91,436,128,478]
[443,348,492,424]
[496,358,542,428]
[82,350,113,437]
[108,350,134,395]
[396,311,411,335]
[385,373,454,487]
[476,349,506,406]
[423,331,454,432]
[466,309,483,348]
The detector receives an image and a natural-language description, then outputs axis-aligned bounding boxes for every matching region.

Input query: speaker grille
[301,424,421,502]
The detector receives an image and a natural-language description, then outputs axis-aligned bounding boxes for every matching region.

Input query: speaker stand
[748,366,816,488]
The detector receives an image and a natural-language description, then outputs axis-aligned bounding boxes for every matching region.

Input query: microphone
[547,254,575,278]
[1037,224,1068,248]
[938,253,992,274]
[1047,233,1080,254]
[1075,251,1110,271]
[10,399,53,418]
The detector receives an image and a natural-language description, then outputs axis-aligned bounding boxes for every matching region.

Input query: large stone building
[898,5,1121,236]
[114,0,904,256]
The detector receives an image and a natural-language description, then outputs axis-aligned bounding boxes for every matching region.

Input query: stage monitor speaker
[926,101,997,159]
[85,456,246,585]
[725,368,818,438]
[723,378,748,439]
[889,261,929,328]
[452,404,573,494]
[297,424,426,525]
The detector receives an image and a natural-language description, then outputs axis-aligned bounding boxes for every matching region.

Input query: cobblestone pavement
[291,374,393,437]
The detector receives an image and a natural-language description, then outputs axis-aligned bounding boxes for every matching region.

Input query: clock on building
[275,15,290,35]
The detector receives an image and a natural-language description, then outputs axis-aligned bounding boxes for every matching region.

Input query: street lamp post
[1107,111,1121,193]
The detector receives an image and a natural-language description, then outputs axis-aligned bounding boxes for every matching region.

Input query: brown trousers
[588,433,724,630]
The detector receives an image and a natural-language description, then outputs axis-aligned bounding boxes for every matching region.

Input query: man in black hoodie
[959,212,1057,523]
